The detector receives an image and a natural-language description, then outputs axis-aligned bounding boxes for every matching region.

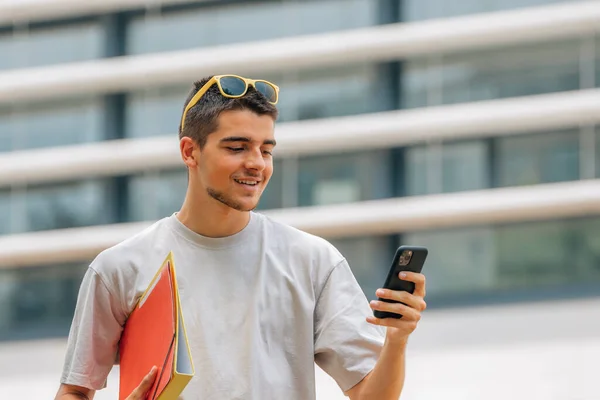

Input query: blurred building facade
[0,0,599,399]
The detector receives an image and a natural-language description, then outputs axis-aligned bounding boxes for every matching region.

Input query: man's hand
[125,366,158,400]
[366,271,427,343]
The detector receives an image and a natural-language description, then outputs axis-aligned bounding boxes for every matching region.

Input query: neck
[177,186,251,238]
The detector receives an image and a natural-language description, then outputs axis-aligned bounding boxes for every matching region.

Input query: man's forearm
[56,394,90,400]
[57,395,90,400]
[355,337,407,400]
[54,385,94,400]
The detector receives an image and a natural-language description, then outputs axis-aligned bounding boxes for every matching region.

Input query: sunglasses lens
[219,76,247,96]
[254,81,278,103]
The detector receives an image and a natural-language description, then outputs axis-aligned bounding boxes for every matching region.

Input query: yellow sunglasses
[180,74,279,130]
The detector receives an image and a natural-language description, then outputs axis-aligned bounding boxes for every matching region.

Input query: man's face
[192,109,276,212]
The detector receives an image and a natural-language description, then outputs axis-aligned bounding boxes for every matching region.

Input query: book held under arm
[118,251,194,400]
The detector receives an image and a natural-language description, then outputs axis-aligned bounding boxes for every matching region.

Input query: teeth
[235,179,258,186]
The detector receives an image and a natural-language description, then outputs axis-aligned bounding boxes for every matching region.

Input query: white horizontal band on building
[1,179,599,268]
[0,0,200,25]
[1,1,599,104]
[1,88,598,188]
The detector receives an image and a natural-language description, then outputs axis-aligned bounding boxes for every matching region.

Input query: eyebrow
[220,136,277,146]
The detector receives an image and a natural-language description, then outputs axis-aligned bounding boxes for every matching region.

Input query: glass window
[328,235,394,301]
[494,130,579,187]
[127,168,188,222]
[0,189,10,236]
[405,145,430,195]
[126,0,378,55]
[125,85,189,139]
[402,40,581,108]
[272,64,386,122]
[0,264,87,341]
[403,0,571,21]
[596,35,600,88]
[298,150,392,207]
[403,227,496,295]
[596,126,600,178]
[495,218,600,289]
[403,218,600,302]
[579,218,600,280]
[0,23,105,70]
[4,180,115,234]
[405,140,489,196]
[441,141,490,192]
[495,220,574,288]
[0,98,105,152]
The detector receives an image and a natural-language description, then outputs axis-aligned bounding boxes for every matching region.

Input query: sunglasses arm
[180,76,218,130]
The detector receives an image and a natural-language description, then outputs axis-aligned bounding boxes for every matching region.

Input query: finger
[399,272,426,297]
[129,366,157,399]
[367,316,419,331]
[369,300,421,321]
[375,289,427,311]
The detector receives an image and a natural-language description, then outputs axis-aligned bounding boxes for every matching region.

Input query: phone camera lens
[399,250,413,266]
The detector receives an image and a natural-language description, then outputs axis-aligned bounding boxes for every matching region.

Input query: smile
[234,179,260,186]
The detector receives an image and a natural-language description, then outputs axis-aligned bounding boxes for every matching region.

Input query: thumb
[127,366,157,400]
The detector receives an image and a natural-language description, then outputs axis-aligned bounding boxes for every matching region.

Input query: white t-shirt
[61,212,384,399]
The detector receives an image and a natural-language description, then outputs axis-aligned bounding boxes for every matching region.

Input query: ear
[180,136,199,168]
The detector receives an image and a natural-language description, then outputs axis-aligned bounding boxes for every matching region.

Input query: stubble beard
[206,187,258,212]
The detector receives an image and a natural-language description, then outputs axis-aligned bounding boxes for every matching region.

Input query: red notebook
[118,252,194,400]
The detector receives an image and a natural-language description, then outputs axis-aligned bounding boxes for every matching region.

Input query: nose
[243,148,266,171]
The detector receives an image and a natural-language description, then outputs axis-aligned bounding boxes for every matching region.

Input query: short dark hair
[178,76,279,148]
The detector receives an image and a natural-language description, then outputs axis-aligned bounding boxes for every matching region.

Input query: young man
[55,75,427,400]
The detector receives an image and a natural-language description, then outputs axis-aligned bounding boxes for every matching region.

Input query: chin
[232,191,263,212]
[236,199,260,212]
[206,187,261,211]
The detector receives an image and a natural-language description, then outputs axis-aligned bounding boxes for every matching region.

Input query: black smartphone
[373,245,428,319]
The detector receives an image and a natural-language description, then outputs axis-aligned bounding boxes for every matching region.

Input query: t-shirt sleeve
[60,264,127,390]
[313,259,385,392]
